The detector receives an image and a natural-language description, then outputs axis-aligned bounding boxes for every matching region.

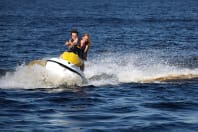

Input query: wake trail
[141,74,198,83]
[85,53,198,85]
[0,53,197,89]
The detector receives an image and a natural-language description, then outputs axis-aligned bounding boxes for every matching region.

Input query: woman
[80,33,91,60]
[79,33,91,71]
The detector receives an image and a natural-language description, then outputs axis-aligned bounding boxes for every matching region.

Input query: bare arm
[65,39,77,48]
[83,45,90,60]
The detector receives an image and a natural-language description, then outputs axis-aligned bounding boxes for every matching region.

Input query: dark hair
[70,29,78,35]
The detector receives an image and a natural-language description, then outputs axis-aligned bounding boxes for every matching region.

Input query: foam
[0,63,82,89]
[0,53,197,89]
[0,64,48,89]
[85,53,198,86]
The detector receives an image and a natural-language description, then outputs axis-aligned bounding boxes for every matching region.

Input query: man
[65,29,80,49]
[64,30,91,71]
[65,29,83,59]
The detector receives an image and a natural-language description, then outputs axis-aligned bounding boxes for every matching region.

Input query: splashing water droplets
[0,53,197,89]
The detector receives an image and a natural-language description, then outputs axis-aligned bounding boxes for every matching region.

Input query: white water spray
[0,53,197,89]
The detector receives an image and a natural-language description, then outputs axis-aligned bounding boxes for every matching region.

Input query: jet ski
[45,51,86,85]
[28,51,86,85]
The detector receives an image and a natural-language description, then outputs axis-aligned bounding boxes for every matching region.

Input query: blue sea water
[0,0,198,131]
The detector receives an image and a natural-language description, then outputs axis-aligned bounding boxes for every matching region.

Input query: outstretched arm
[65,40,71,46]
[65,39,77,48]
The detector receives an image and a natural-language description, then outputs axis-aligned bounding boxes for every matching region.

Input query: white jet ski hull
[45,58,86,85]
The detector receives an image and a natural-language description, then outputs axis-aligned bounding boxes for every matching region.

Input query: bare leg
[80,62,84,71]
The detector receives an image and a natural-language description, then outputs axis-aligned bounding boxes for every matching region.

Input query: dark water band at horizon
[1,0,198,131]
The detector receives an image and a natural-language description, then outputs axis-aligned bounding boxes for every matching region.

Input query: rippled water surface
[0,0,198,131]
